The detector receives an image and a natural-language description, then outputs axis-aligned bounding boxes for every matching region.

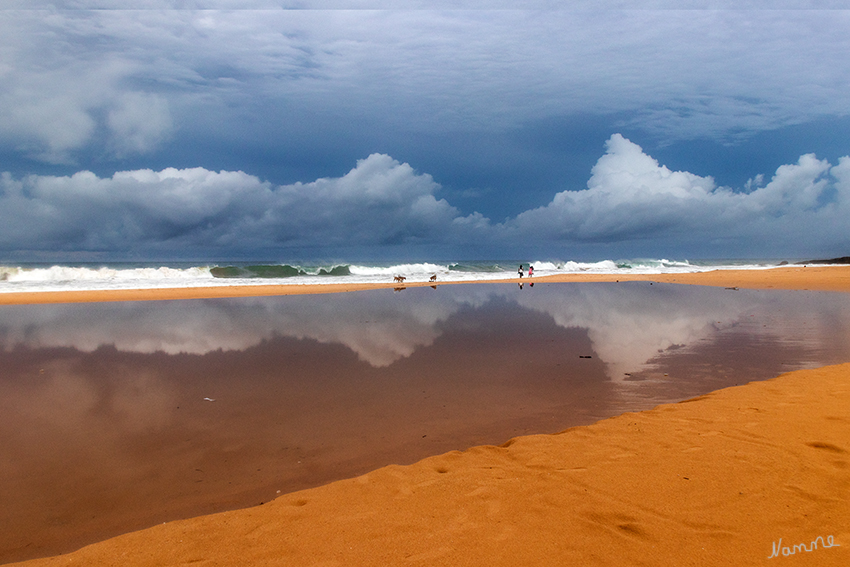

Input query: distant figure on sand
[518,265,524,278]
[528,265,534,277]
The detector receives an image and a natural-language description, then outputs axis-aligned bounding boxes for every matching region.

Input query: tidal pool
[2,281,849,562]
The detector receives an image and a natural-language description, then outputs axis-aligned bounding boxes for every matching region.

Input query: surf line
[768,535,840,558]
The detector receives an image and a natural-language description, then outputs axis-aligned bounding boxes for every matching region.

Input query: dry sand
[6,266,850,566]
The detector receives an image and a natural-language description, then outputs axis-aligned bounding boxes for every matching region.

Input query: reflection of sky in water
[0,286,486,367]
[518,283,850,380]
[2,282,849,378]
[3,282,850,562]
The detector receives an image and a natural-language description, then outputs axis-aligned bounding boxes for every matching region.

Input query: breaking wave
[0,258,798,294]
[210,264,352,278]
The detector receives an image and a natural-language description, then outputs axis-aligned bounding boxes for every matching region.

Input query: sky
[1,1,849,262]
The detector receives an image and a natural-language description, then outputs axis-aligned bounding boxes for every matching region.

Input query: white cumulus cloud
[0,153,476,254]
[507,134,850,255]
[1,134,848,257]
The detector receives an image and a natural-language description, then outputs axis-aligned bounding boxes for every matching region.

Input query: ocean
[0,257,814,294]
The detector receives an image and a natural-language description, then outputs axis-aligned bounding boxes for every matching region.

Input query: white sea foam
[3,265,213,283]
[0,258,800,294]
[349,262,445,276]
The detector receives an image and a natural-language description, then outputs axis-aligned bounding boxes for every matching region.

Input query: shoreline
[11,362,849,566]
[1,265,849,305]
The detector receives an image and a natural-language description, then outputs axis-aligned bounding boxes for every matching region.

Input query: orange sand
[1,265,849,305]
[5,267,850,566]
[12,363,848,566]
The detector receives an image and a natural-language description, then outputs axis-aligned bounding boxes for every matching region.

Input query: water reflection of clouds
[1,360,176,471]
[516,284,752,380]
[525,284,850,379]
[0,288,489,367]
[1,284,849,376]
[5,283,850,564]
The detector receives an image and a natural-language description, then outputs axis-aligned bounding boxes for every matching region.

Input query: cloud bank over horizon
[2,134,847,260]
[2,7,850,259]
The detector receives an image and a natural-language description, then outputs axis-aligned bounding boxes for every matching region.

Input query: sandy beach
[5,267,850,566]
[9,3,850,565]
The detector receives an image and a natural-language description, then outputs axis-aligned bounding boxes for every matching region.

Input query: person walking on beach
[518,264,524,278]
[528,265,534,277]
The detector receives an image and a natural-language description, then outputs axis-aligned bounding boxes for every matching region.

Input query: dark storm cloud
[3,9,849,162]
[2,5,850,257]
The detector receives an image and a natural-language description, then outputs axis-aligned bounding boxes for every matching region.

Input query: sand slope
[15,363,848,566]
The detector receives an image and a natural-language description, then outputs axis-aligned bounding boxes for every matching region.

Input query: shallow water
[1,282,849,563]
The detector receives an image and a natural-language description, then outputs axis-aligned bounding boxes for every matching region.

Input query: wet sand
[4,267,850,566]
